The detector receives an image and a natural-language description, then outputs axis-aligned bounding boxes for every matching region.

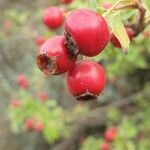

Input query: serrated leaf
[110,13,130,54]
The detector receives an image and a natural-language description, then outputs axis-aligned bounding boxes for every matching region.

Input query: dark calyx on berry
[64,32,79,57]
[37,54,58,75]
[76,92,98,101]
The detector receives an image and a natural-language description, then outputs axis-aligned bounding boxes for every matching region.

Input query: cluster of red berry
[10,75,49,132]
[16,74,48,101]
[10,104,44,132]
[25,118,44,132]
[36,2,135,101]
[100,127,117,150]
[11,75,48,108]
[35,0,73,46]
[10,90,48,108]
[36,6,111,101]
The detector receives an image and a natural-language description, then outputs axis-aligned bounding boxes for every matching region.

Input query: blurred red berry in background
[37,91,48,102]
[42,7,64,30]
[104,127,117,142]
[16,75,29,90]
[62,0,73,4]
[79,136,85,144]
[25,118,34,131]
[11,99,21,108]
[35,36,46,46]
[34,121,44,132]
[3,20,12,31]
[102,2,112,9]
[100,142,110,150]
[143,31,150,37]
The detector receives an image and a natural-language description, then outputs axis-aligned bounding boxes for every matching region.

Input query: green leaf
[121,9,135,21]
[89,0,97,10]
[80,136,101,150]
[107,107,120,122]
[96,7,106,14]
[110,12,130,54]
[119,117,138,139]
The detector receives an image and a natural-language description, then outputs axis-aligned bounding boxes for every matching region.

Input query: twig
[145,17,150,27]
[114,3,136,10]
[131,0,147,36]
[103,0,148,36]
[52,90,148,150]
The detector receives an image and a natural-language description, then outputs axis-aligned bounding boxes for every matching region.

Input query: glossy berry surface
[38,91,48,102]
[34,122,44,132]
[37,35,76,75]
[65,9,110,57]
[100,142,110,150]
[62,0,73,4]
[36,36,46,46]
[42,7,64,30]
[110,27,134,48]
[25,118,34,130]
[16,75,29,90]
[104,127,117,142]
[66,60,106,101]
[11,99,20,108]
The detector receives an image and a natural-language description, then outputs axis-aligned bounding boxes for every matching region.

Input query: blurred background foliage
[0,0,150,150]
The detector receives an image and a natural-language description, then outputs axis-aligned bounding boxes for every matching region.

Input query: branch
[104,0,148,36]
[52,91,146,150]
[130,0,147,36]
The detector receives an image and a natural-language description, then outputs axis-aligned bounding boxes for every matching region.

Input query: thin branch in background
[52,89,148,150]
[131,0,147,36]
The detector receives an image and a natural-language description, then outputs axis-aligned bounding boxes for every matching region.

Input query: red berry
[79,136,85,144]
[62,0,73,4]
[138,132,145,140]
[3,20,12,31]
[11,99,20,108]
[25,118,34,130]
[35,36,46,46]
[65,9,110,57]
[110,27,134,48]
[102,2,112,9]
[66,60,106,101]
[16,75,29,90]
[42,7,64,30]
[143,31,150,37]
[38,91,48,102]
[100,142,110,150]
[104,127,117,142]
[37,35,76,75]
[34,122,44,132]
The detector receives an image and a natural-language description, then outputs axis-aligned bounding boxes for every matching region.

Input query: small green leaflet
[109,12,130,54]
[89,0,97,10]
[96,7,106,14]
